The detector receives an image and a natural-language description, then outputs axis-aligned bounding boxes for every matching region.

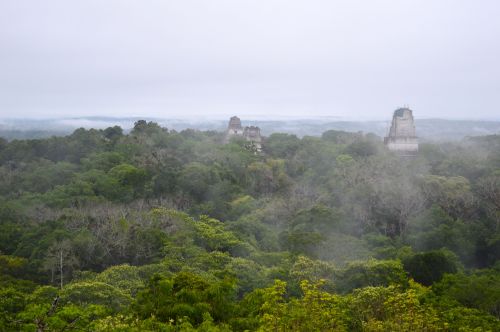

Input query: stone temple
[225,116,262,152]
[384,107,418,155]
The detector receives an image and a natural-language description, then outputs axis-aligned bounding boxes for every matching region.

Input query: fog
[1,1,500,120]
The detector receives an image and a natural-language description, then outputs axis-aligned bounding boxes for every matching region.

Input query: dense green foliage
[0,122,499,331]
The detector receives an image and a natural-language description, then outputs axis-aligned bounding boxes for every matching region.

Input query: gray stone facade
[224,116,262,151]
[384,107,418,155]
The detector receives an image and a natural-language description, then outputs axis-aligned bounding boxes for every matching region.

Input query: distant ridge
[1,117,499,141]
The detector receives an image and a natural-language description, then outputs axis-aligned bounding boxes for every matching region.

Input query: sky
[0,0,499,120]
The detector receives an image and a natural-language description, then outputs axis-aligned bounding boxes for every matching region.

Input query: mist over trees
[0,121,499,331]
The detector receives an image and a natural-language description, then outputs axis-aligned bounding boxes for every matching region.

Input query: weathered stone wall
[384,108,418,154]
[224,116,262,151]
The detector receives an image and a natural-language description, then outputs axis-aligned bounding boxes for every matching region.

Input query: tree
[349,284,444,331]
[420,175,475,219]
[193,215,244,254]
[374,177,424,238]
[0,287,27,330]
[94,264,144,296]
[279,230,325,258]
[476,174,500,231]
[82,152,125,172]
[407,206,474,264]
[432,268,500,318]
[108,163,147,198]
[290,204,342,235]
[345,139,378,158]
[178,162,216,201]
[402,250,460,286]
[103,126,123,141]
[133,272,236,326]
[42,240,79,288]
[336,259,408,294]
[60,281,132,312]
[264,133,301,159]
[289,255,336,294]
[259,279,348,331]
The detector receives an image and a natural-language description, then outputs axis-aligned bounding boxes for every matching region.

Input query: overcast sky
[1,1,499,120]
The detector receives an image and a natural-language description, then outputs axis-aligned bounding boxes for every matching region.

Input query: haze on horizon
[1,1,499,121]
